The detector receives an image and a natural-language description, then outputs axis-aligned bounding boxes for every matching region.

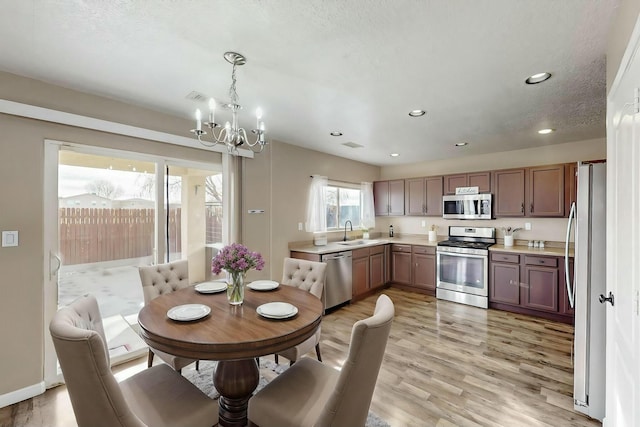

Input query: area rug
[182,360,390,427]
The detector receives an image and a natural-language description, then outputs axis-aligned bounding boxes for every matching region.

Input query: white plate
[247,280,279,291]
[194,281,228,294]
[257,302,298,319]
[167,304,211,321]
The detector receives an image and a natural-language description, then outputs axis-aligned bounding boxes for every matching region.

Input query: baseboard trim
[0,381,46,408]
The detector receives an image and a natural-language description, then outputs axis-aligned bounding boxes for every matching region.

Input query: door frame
[43,139,226,387]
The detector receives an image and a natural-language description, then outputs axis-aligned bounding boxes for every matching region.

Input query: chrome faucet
[343,220,353,241]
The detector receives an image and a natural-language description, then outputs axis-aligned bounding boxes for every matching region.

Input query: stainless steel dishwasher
[321,251,353,310]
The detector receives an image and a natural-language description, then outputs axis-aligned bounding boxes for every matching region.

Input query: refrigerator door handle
[565,202,576,308]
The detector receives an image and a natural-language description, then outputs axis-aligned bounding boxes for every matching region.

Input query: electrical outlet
[421,220,426,227]
[298,222,303,231]
[525,222,531,231]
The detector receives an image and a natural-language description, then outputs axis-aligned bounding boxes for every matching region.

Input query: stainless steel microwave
[442,193,492,220]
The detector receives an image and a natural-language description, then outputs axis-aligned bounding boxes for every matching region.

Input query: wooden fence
[60,206,222,265]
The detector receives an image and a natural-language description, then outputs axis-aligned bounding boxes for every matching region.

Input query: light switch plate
[2,231,19,247]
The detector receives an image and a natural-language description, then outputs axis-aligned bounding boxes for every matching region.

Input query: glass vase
[226,271,245,305]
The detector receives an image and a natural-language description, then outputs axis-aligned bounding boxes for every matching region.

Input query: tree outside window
[324,185,361,229]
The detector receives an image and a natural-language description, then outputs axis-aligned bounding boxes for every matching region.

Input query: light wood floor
[1,287,600,427]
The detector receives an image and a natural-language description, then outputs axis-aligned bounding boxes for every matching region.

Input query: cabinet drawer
[412,245,436,255]
[391,244,411,253]
[352,248,370,259]
[525,256,558,267]
[369,245,385,255]
[491,252,520,263]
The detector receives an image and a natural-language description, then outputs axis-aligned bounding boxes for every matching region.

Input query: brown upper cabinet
[374,180,405,216]
[528,164,565,217]
[493,165,565,217]
[376,161,577,218]
[405,176,443,216]
[443,172,491,195]
[493,168,526,217]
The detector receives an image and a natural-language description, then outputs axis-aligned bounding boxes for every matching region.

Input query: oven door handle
[437,251,487,260]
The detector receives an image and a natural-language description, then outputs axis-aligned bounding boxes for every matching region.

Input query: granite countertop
[490,244,573,257]
[290,235,574,257]
[289,235,440,255]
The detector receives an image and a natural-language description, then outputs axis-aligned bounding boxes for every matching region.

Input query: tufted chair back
[50,294,219,427]
[247,294,395,427]
[49,294,145,427]
[281,258,327,299]
[138,260,190,304]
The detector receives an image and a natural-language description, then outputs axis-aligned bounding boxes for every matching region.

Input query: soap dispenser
[389,225,394,237]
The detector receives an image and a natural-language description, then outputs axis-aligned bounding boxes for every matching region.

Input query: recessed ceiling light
[455,142,468,147]
[330,131,343,136]
[408,110,426,117]
[538,128,555,134]
[390,153,400,157]
[525,72,552,84]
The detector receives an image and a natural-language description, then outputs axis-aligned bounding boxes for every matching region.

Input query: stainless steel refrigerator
[564,162,606,421]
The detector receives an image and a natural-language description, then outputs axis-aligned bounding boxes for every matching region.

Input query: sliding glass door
[44,141,224,386]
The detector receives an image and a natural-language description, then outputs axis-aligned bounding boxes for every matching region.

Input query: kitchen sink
[336,239,381,246]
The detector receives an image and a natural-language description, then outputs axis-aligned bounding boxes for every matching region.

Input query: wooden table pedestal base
[214,359,260,427]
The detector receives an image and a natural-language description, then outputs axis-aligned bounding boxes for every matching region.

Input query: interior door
[605,22,640,427]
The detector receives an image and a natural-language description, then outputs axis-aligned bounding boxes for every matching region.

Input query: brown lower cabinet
[391,244,436,296]
[352,248,370,297]
[412,246,436,292]
[352,245,387,299]
[489,251,573,324]
[391,244,412,285]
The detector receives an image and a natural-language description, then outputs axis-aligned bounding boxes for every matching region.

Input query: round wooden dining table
[138,283,323,427]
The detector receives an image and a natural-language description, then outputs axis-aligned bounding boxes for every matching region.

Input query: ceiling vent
[342,141,364,149]
[185,91,209,102]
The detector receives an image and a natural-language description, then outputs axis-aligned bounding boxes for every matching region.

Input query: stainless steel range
[436,226,496,308]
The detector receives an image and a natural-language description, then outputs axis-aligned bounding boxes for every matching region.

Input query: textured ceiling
[0,0,619,165]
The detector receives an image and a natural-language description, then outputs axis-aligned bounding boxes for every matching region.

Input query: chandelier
[191,52,266,154]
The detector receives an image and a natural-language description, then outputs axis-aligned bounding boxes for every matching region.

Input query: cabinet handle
[423,203,427,213]
[539,260,545,264]
[530,203,534,213]
[521,203,524,213]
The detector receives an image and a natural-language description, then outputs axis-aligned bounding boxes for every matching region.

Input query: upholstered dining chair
[49,294,218,427]
[248,294,395,427]
[275,257,327,365]
[138,260,199,372]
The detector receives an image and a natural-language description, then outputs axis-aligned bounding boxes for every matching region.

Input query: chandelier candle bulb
[208,98,216,124]
[195,109,202,132]
[256,107,263,128]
